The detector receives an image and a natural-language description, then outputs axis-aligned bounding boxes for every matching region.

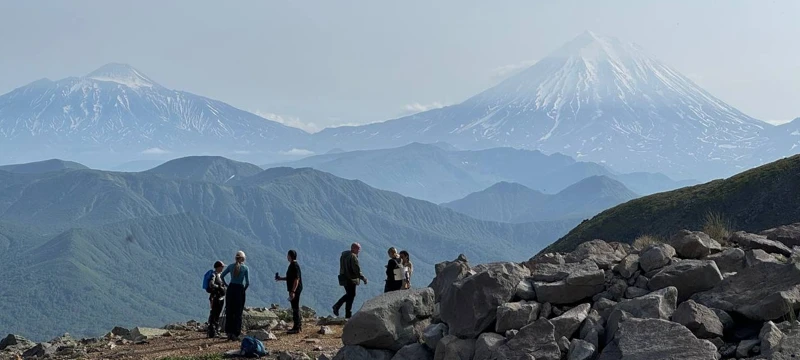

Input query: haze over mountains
[0,156,577,340]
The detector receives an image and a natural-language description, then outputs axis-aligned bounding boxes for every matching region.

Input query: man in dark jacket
[207,260,227,338]
[332,242,367,318]
[276,249,303,334]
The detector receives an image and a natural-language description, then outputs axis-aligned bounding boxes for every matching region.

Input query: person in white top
[399,250,413,289]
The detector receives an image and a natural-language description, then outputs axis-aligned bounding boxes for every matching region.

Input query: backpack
[240,336,267,358]
[202,270,214,293]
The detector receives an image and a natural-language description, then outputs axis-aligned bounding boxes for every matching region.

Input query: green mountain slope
[0,159,89,174]
[443,176,638,223]
[146,156,263,184]
[546,154,800,253]
[0,163,578,340]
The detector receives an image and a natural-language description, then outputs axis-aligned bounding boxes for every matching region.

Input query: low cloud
[765,119,793,125]
[401,102,447,115]
[279,148,315,156]
[491,60,537,79]
[255,111,322,133]
[232,150,252,155]
[141,147,169,155]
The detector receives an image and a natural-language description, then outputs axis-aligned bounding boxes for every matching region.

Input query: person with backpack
[221,250,250,341]
[204,260,227,338]
[332,242,367,319]
[384,247,404,293]
[275,249,303,334]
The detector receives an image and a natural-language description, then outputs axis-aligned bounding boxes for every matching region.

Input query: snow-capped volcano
[0,63,310,165]
[313,31,773,179]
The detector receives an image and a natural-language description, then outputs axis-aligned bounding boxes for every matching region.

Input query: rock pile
[332,224,800,360]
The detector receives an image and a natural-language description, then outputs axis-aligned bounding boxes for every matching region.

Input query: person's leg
[210,298,223,336]
[344,284,356,318]
[333,287,347,316]
[234,286,245,337]
[224,287,235,337]
[291,291,302,331]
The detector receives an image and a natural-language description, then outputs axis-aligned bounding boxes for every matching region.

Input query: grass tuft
[702,211,732,244]
[633,235,664,251]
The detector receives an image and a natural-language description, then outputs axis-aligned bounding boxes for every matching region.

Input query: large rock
[759,321,783,356]
[22,343,57,358]
[647,259,723,301]
[514,279,536,301]
[731,231,793,256]
[0,334,34,351]
[529,259,598,282]
[551,303,591,340]
[434,335,475,360]
[333,345,394,360]
[429,254,471,302]
[495,301,540,333]
[343,288,435,351]
[567,339,596,360]
[706,248,745,274]
[764,322,800,359]
[440,262,529,338]
[496,319,560,360]
[614,254,639,279]
[565,240,626,269]
[600,318,719,360]
[638,243,676,272]
[242,308,280,330]
[746,249,783,267]
[672,300,724,339]
[533,263,605,305]
[129,327,169,340]
[669,230,722,259]
[613,286,678,320]
[393,343,433,360]
[761,223,800,248]
[525,253,565,268]
[473,333,505,360]
[691,262,800,321]
[422,323,448,351]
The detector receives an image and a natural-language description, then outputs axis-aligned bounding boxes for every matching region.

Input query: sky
[1,1,799,132]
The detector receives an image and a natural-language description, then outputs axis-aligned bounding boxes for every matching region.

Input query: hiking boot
[287,328,300,335]
[332,305,340,317]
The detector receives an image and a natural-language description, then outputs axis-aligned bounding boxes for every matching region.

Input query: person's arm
[385,259,394,278]
[220,265,230,281]
[244,266,250,290]
[353,255,367,283]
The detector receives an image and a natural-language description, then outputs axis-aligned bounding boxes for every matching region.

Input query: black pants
[225,284,246,337]
[290,290,302,330]
[208,297,224,337]
[384,280,403,293]
[333,283,357,317]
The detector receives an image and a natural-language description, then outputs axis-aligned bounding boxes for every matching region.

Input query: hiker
[221,250,250,341]
[275,249,303,334]
[384,247,404,293]
[399,250,413,289]
[207,260,227,338]
[332,242,367,318]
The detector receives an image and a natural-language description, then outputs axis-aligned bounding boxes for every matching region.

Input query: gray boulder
[670,230,722,259]
[551,303,591,340]
[473,333,505,360]
[22,343,57,358]
[624,287,650,299]
[440,262,529,338]
[672,300,724,339]
[333,345,394,360]
[578,310,604,349]
[434,335,475,360]
[533,262,605,305]
[525,253,565,269]
[761,223,800,248]
[763,322,800,359]
[0,334,35,351]
[514,279,536,301]
[614,254,640,279]
[567,339,596,360]
[706,248,745,274]
[392,343,433,360]
[429,254,471,302]
[647,259,723,301]
[129,327,170,340]
[638,243,676,272]
[731,231,793,256]
[495,301,540,333]
[529,259,599,282]
[343,287,435,351]
[565,240,626,269]
[614,286,678,320]
[496,318,560,360]
[601,318,719,360]
[422,323,448,351]
[691,262,800,321]
[712,308,735,333]
[736,339,759,358]
[746,249,783,267]
[759,321,783,356]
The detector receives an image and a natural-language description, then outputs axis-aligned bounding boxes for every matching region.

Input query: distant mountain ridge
[0,159,88,174]
[308,31,779,180]
[0,157,577,340]
[0,63,310,167]
[443,175,638,222]
[269,142,690,203]
[146,156,263,184]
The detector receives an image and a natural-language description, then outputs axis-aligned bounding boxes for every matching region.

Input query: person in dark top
[384,247,403,293]
[276,249,303,334]
[207,260,227,338]
[333,242,368,319]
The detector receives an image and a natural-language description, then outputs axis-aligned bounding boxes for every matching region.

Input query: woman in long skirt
[221,250,250,341]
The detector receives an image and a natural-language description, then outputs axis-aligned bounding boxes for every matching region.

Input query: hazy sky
[2,1,798,132]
